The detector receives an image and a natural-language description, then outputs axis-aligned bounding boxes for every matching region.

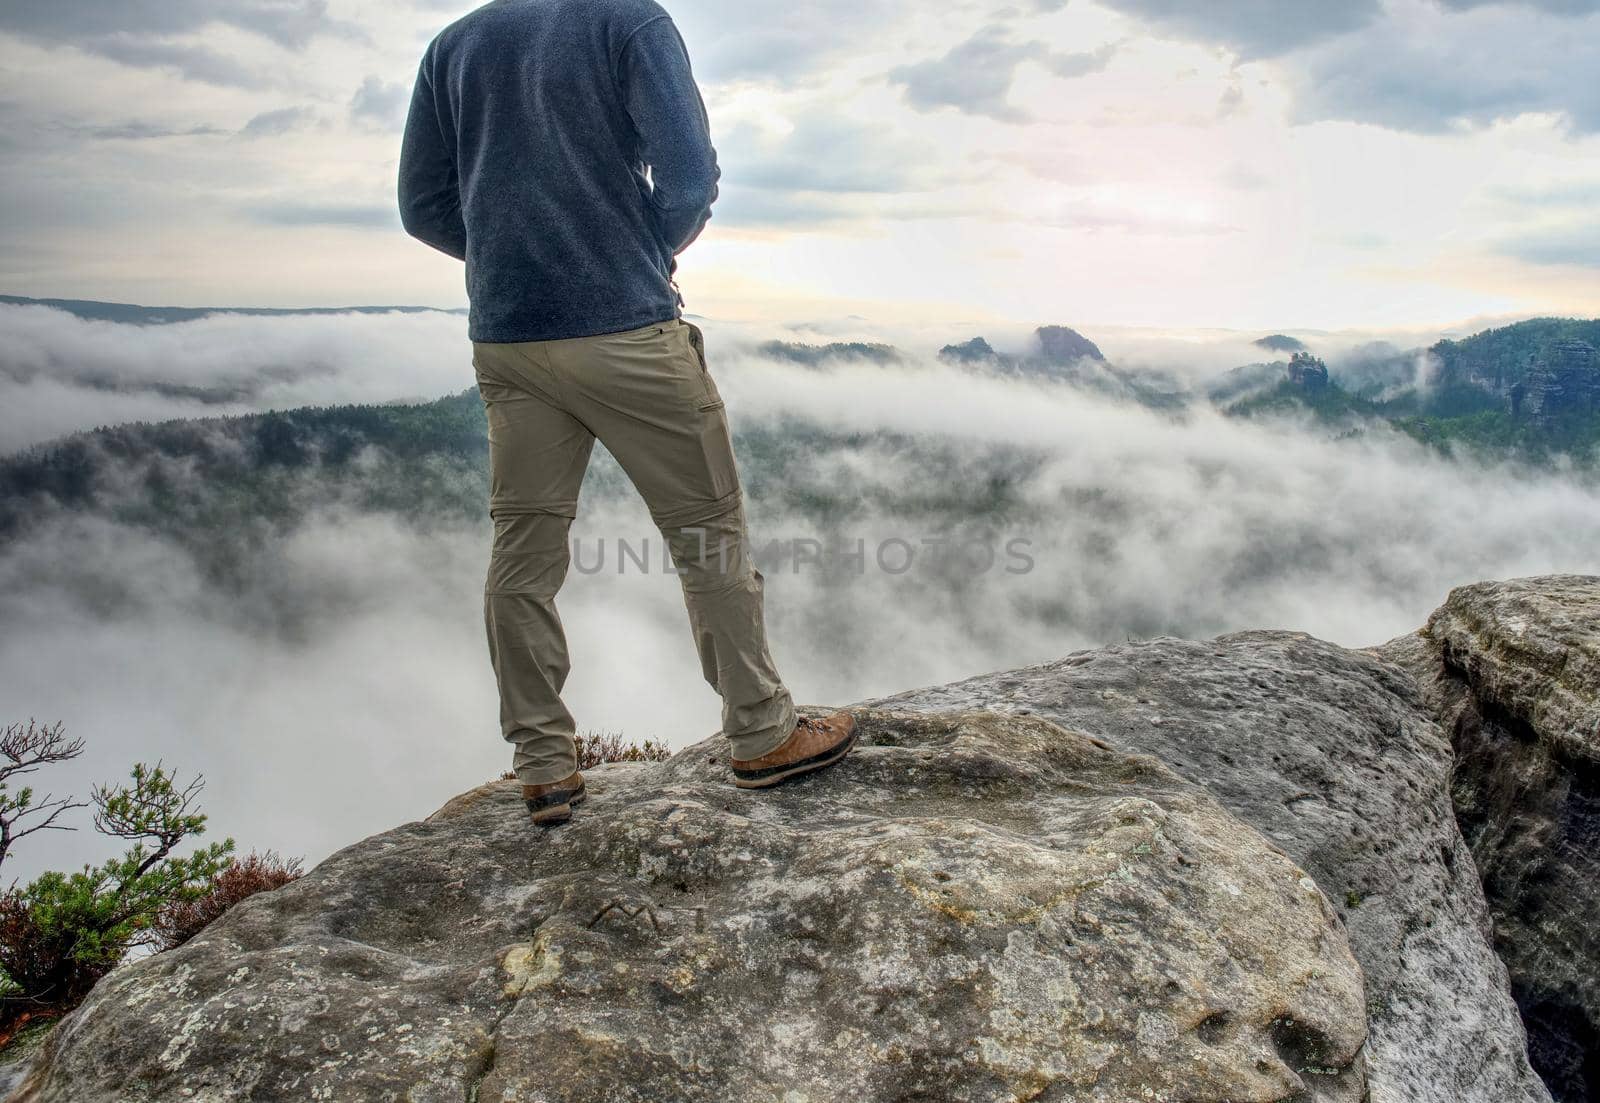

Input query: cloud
[667,0,909,84]
[0,508,501,885]
[0,303,470,452]
[89,37,266,87]
[0,0,348,85]
[1218,162,1269,190]
[1439,0,1600,12]
[246,203,400,229]
[239,105,317,137]
[1492,177,1600,205]
[3,311,1599,885]
[0,0,1594,326]
[1494,220,1600,268]
[1216,82,1245,119]
[1046,44,1118,79]
[710,108,977,229]
[350,76,409,130]
[1288,2,1600,133]
[1099,0,1600,135]
[0,0,336,49]
[76,120,227,140]
[724,114,931,195]
[889,26,1115,121]
[1092,0,1382,57]
[705,189,863,230]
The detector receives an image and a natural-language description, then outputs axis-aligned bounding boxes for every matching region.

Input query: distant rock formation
[1255,333,1308,353]
[1382,576,1600,1102]
[933,327,1191,409]
[937,327,1106,371]
[1510,340,1598,421]
[936,336,999,364]
[1430,318,1600,406]
[1286,351,1330,392]
[19,579,1598,1102]
[1033,325,1105,364]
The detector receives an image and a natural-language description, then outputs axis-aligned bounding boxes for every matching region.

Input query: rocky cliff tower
[1519,339,1598,420]
[1286,350,1330,392]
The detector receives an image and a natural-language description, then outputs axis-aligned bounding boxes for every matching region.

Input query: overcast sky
[3,0,1599,331]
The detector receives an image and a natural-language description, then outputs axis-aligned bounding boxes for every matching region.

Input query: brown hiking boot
[729,712,857,789]
[522,771,586,826]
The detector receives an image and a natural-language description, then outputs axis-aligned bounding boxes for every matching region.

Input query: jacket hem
[469,310,682,345]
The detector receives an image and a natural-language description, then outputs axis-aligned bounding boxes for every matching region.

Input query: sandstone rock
[1382,575,1600,1101]
[1512,340,1599,421]
[18,592,1591,1102]
[0,1025,48,1100]
[877,630,1550,1103]
[1287,351,1330,391]
[16,711,1367,1103]
[1425,574,1600,765]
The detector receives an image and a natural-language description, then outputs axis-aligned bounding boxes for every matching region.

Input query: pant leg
[471,341,595,785]
[543,320,796,760]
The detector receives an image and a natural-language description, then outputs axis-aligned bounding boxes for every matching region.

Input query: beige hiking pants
[471,319,796,785]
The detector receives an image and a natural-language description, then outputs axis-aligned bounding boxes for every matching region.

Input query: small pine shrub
[0,750,234,1044]
[575,730,672,769]
[497,730,671,781]
[151,851,304,951]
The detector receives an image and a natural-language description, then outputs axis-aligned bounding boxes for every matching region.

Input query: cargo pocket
[684,320,708,371]
[679,321,722,410]
[698,400,740,498]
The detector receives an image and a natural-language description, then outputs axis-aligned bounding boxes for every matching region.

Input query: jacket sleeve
[619,16,720,256]
[398,50,468,262]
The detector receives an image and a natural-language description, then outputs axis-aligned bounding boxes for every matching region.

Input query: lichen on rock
[15,711,1367,1103]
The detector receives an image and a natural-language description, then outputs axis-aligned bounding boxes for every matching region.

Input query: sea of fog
[2,301,1596,882]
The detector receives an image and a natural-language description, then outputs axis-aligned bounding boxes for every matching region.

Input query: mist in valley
[3,302,1597,882]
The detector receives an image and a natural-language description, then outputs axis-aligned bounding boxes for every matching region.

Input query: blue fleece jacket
[399,0,720,343]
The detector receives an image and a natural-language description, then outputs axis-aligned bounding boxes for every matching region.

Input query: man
[399,0,854,826]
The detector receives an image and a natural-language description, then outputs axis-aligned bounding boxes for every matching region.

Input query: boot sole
[528,781,586,827]
[733,731,857,789]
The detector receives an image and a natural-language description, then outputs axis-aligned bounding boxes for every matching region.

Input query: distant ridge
[756,339,903,366]
[1253,333,1308,353]
[0,294,466,326]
